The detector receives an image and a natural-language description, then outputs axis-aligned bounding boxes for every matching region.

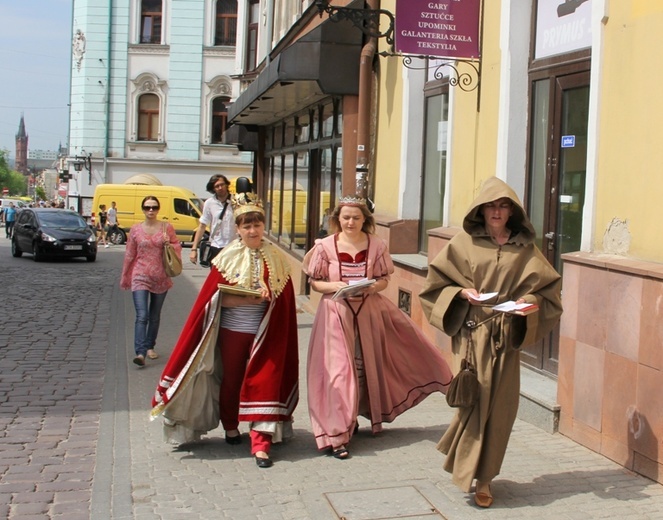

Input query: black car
[11,208,97,262]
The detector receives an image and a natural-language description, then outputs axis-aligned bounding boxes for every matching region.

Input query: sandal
[474,483,493,508]
[147,350,159,360]
[332,446,350,460]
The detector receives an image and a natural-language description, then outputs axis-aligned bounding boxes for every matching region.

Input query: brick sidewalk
[116,258,663,519]
[1,237,660,519]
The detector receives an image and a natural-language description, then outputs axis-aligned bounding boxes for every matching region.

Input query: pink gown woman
[303,198,453,457]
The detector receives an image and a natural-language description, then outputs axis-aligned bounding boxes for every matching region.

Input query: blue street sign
[561,135,576,148]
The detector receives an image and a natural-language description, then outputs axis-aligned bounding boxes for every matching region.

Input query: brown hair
[206,174,230,194]
[235,211,265,226]
[141,195,160,209]
[329,203,375,234]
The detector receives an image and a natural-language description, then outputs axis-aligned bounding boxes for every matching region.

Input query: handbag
[198,239,214,268]
[162,224,182,277]
[445,358,479,408]
[445,322,480,408]
[199,200,229,267]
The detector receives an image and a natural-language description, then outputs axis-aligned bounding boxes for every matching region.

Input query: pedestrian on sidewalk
[151,192,299,469]
[97,204,109,248]
[302,196,453,460]
[419,177,563,509]
[189,174,234,267]
[120,196,182,367]
[107,201,119,244]
[4,202,17,239]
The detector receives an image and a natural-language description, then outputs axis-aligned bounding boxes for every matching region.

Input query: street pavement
[0,236,662,519]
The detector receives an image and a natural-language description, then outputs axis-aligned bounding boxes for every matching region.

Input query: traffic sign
[2,188,8,195]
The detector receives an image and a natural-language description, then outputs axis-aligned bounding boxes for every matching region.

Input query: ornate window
[140,0,163,44]
[211,97,231,144]
[138,94,160,141]
[246,0,260,71]
[214,0,238,46]
[130,73,166,143]
[203,77,232,145]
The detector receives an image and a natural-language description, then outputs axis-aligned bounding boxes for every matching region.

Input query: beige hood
[462,177,536,245]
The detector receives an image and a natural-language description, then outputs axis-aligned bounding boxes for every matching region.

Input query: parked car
[11,208,98,262]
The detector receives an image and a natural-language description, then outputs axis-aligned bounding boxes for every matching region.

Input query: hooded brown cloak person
[419,177,563,493]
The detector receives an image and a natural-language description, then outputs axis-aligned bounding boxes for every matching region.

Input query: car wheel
[11,238,22,257]
[32,242,43,262]
[109,229,126,245]
[86,254,97,262]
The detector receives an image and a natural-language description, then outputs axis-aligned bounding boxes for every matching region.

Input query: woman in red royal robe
[151,193,298,469]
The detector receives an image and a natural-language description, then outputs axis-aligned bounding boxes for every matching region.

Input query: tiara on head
[231,192,265,217]
[338,195,367,207]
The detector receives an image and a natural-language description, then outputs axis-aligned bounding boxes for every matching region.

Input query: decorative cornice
[205,78,232,96]
[131,72,166,92]
[128,44,170,56]
[203,47,236,58]
[127,141,167,153]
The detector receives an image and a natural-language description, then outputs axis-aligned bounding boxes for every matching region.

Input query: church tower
[15,115,28,174]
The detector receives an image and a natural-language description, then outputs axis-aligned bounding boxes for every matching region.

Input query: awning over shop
[223,124,259,151]
[228,16,363,127]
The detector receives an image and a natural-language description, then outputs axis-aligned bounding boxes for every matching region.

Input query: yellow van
[270,189,331,246]
[91,184,204,244]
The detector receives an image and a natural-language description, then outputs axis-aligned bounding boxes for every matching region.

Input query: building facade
[68,0,254,215]
[227,0,662,484]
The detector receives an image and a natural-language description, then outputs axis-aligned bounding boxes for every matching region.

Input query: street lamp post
[72,152,92,185]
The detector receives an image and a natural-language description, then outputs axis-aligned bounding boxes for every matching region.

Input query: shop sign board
[395,0,481,59]
[535,0,592,60]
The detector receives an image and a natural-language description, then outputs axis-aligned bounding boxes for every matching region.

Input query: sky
[0,0,73,161]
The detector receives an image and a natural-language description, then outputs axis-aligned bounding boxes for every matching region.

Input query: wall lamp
[315,0,394,48]
[72,152,92,185]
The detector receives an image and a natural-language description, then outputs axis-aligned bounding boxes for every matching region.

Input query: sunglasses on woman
[143,205,159,211]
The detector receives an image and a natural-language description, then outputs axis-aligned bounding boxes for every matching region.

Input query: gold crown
[338,195,367,207]
[231,192,265,217]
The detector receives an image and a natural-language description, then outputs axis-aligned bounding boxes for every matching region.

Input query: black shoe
[225,434,242,445]
[255,455,273,468]
[332,447,350,460]
[133,356,145,367]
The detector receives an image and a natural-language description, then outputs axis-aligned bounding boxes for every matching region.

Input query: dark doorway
[524,68,590,375]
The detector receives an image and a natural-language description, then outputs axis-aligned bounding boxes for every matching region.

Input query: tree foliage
[0,151,28,196]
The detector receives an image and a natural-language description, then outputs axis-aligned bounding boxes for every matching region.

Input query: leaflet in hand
[331,279,376,301]
[468,291,498,302]
[492,300,539,316]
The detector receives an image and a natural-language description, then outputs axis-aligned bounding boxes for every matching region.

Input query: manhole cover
[324,486,446,520]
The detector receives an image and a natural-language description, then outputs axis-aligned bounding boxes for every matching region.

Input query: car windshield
[38,212,88,230]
